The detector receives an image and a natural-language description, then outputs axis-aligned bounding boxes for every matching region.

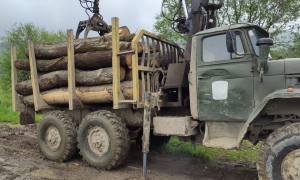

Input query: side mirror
[226,30,236,53]
[256,38,274,73]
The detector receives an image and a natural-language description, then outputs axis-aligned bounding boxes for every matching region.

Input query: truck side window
[203,33,245,62]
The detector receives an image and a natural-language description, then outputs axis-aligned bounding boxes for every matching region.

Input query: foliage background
[0,23,66,91]
[154,0,300,58]
[0,23,66,122]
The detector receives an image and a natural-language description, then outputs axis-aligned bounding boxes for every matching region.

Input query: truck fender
[237,89,300,148]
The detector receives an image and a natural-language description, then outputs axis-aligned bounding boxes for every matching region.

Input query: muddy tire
[38,111,77,162]
[77,110,130,170]
[257,123,300,180]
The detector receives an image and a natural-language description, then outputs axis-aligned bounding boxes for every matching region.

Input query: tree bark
[15,50,134,72]
[15,67,126,96]
[23,81,139,106]
[25,34,134,59]
[138,52,177,67]
[105,26,130,36]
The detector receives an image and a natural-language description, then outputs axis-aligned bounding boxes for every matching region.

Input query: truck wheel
[257,123,300,180]
[77,110,130,170]
[38,111,77,162]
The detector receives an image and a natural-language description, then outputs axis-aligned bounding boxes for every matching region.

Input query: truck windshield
[248,29,264,55]
[248,29,273,59]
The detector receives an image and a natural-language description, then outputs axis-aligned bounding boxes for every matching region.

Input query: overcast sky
[0,0,162,40]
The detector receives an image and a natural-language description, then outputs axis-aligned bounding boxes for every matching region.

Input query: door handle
[198,76,211,80]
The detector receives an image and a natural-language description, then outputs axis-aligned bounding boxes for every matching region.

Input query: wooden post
[67,29,83,110]
[131,30,144,105]
[28,40,51,111]
[112,17,129,109]
[11,46,21,111]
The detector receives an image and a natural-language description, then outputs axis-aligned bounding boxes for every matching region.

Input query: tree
[154,0,300,46]
[0,23,66,91]
[272,30,300,59]
[154,0,190,47]
[213,0,300,36]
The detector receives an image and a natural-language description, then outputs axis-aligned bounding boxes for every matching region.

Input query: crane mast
[76,0,224,60]
[181,0,224,60]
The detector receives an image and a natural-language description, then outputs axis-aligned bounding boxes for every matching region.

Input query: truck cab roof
[193,23,269,37]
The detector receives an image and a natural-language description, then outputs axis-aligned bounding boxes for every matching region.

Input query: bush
[0,23,67,91]
[0,23,66,123]
[272,31,300,59]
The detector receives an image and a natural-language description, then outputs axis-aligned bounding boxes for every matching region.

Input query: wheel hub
[281,149,300,179]
[45,125,61,151]
[87,126,109,156]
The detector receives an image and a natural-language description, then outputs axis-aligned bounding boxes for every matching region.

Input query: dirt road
[0,124,258,180]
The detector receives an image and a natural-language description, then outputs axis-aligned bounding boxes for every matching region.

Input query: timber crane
[76,0,111,39]
[76,0,224,60]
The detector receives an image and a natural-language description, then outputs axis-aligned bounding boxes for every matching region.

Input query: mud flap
[203,121,244,150]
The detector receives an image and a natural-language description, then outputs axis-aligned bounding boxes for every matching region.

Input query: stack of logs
[15,27,178,107]
[15,27,140,106]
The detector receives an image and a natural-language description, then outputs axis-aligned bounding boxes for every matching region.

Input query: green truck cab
[188,24,300,179]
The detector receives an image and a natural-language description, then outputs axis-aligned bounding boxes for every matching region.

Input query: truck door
[196,31,254,121]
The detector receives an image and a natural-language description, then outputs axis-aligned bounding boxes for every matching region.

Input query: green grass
[0,92,42,123]
[0,92,19,123]
[155,137,261,165]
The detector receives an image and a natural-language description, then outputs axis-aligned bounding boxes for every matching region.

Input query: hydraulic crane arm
[76,0,224,60]
[183,0,224,60]
[76,0,111,39]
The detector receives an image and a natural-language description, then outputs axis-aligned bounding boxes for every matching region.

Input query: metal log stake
[141,92,151,180]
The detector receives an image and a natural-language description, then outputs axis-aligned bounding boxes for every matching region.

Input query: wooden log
[15,50,134,72]
[23,81,141,106]
[42,33,133,46]
[15,67,126,96]
[125,69,133,81]
[105,26,130,36]
[138,52,177,67]
[25,35,135,59]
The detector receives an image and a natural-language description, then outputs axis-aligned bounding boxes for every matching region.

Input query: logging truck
[10,0,300,179]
